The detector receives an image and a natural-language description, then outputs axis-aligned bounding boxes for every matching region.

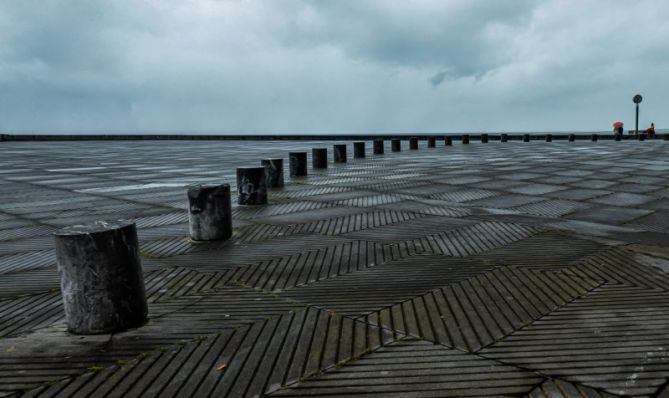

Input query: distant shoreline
[1,131,666,142]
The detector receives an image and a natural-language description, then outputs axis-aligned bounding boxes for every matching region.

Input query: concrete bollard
[546,134,552,142]
[289,152,308,177]
[501,134,508,143]
[391,139,401,152]
[236,167,267,205]
[462,134,470,144]
[445,136,452,146]
[54,220,148,334]
[409,137,419,149]
[261,158,284,188]
[373,139,385,154]
[353,142,365,158]
[523,134,530,142]
[481,134,488,143]
[592,134,598,142]
[312,148,328,169]
[427,137,436,148]
[187,184,233,241]
[333,144,347,163]
[569,134,576,142]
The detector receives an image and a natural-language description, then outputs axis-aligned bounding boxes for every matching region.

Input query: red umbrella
[613,121,624,128]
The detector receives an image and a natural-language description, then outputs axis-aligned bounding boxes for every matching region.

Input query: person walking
[646,122,655,136]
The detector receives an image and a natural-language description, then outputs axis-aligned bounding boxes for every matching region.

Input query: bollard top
[236,166,265,172]
[55,220,135,236]
[187,183,230,196]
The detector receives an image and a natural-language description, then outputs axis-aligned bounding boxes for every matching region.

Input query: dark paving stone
[588,191,655,206]
[468,194,545,208]
[505,183,567,195]
[271,338,544,397]
[607,183,664,194]
[568,178,619,189]
[364,268,600,352]
[480,285,669,396]
[547,188,613,201]
[566,206,653,225]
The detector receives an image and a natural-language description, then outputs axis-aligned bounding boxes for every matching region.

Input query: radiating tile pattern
[2,138,669,397]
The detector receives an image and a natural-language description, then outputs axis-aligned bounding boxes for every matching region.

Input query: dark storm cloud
[0,0,668,134]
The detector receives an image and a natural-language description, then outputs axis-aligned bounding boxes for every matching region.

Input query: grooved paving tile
[0,250,55,275]
[0,285,303,396]
[480,284,669,396]
[468,194,545,208]
[526,379,619,398]
[232,201,335,220]
[269,186,353,200]
[364,267,601,352]
[229,240,401,292]
[159,234,353,270]
[342,216,474,243]
[471,231,606,270]
[257,206,369,225]
[279,255,495,317]
[509,199,591,218]
[565,247,669,291]
[408,221,544,257]
[22,307,395,398]
[506,183,568,195]
[271,338,544,397]
[377,200,472,217]
[429,188,499,202]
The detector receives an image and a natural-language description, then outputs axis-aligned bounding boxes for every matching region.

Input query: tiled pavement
[2,138,669,397]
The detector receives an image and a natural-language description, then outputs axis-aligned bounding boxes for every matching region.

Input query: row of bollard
[52,133,664,335]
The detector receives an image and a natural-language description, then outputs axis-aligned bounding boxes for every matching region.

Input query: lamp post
[633,94,643,135]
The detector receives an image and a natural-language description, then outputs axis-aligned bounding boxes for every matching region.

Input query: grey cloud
[0,0,668,134]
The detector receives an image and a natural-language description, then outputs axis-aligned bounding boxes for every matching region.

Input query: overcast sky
[1,0,667,134]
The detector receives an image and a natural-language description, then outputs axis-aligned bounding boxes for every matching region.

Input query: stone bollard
[187,184,233,241]
[592,134,598,142]
[501,134,508,143]
[445,136,452,146]
[462,134,470,144]
[546,134,552,142]
[569,134,576,142]
[523,134,530,142]
[391,139,401,152]
[312,148,328,169]
[236,167,267,205]
[289,152,308,177]
[409,137,419,149]
[373,139,385,154]
[481,134,488,143]
[333,144,347,163]
[54,220,148,334]
[353,142,365,158]
[261,158,284,188]
[427,137,436,148]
